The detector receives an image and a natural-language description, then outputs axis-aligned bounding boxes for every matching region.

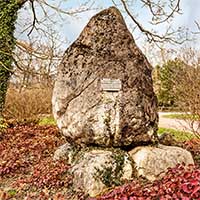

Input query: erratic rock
[52,6,158,147]
[70,149,133,197]
[129,144,194,181]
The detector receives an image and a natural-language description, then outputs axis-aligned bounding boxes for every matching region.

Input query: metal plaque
[101,78,122,92]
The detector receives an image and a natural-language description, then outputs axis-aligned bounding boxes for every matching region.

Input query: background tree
[14,30,63,90]
[3,24,64,120]
[153,59,185,108]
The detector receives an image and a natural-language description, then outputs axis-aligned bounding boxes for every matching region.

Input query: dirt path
[158,112,200,133]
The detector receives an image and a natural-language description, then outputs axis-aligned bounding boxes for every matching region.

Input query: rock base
[129,144,194,181]
[71,149,133,197]
[54,144,194,197]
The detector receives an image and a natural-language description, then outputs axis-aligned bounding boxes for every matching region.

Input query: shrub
[3,86,52,120]
[183,139,200,166]
[0,117,8,132]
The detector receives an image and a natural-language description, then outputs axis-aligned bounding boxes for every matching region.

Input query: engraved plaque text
[101,78,122,91]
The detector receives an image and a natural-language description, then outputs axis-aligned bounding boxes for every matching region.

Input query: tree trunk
[0,0,23,117]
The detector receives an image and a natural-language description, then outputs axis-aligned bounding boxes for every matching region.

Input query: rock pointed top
[78,6,133,47]
[93,6,125,23]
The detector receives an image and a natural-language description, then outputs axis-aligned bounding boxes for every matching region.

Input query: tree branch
[40,0,95,16]
[120,0,188,44]
[141,0,181,25]
[28,0,38,36]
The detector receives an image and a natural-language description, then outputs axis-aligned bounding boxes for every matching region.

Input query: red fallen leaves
[1,124,200,199]
[14,158,71,189]
[90,164,200,200]
[0,124,65,177]
[0,124,74,199]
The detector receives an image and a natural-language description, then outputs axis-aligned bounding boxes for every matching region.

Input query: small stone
[53,143,78,164]
[70,149,133,197]
[129,144,194,181]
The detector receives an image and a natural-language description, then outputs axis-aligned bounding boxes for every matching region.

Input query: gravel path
[158,112,200,133]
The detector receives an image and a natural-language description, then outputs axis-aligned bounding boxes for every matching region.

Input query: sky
[16,0,200,64]
[54,0,200,44]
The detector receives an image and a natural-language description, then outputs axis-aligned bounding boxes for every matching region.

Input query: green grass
[7,189,17,196]
[158,127,195,142]
[163,113,200,120]
[38,116,56,126]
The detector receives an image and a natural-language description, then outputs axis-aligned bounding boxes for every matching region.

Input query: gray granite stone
[52,7,158,147]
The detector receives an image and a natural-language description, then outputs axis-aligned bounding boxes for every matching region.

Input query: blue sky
[16,0,200,63]
[53,0,200,45]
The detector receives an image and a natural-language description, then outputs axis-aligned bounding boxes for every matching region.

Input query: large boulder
[70,149,133,197]
[129,144,194,181]
[52,6,158,147]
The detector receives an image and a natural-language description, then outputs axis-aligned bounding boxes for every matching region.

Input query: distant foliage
[153,59,185,108]
[153,58,200,137]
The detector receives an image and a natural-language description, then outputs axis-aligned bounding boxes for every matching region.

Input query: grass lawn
[158,127,196,142]
[38,116,56,126]
[162,113,200,120]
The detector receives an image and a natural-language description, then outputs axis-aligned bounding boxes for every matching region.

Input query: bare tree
[0,0,92,117]
[173,48,200,138]
[13,28,63,91]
